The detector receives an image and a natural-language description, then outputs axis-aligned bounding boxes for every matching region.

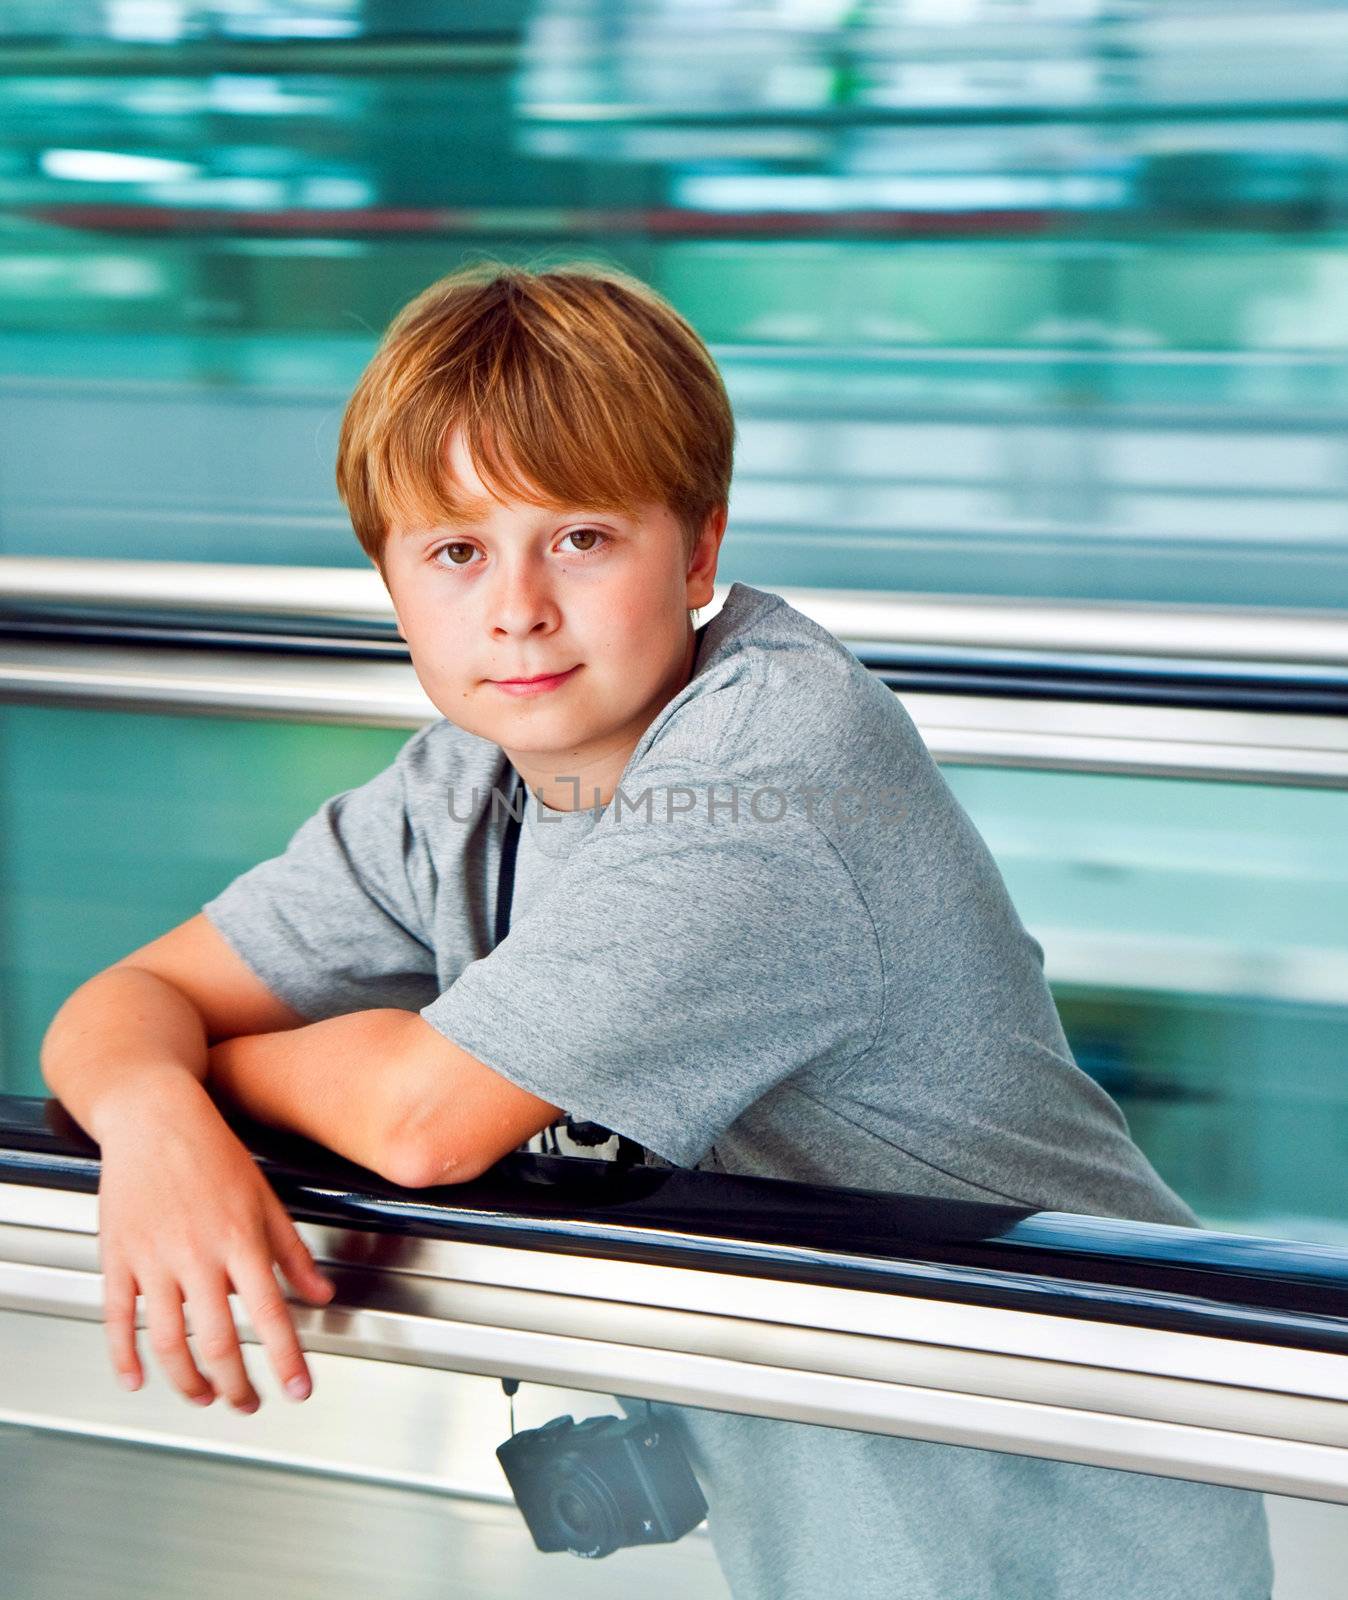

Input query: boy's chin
[452,710,591,755]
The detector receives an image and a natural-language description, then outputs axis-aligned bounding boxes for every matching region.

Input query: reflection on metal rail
[2,558,1347,784]
[4,555,1348,667]
[2,1095,1346,1505]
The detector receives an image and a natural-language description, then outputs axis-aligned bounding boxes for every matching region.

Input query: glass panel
[944,765,1348,1244]
[0,703,410,1095]
[4,703,1345,1242]
[0,9,1345,604]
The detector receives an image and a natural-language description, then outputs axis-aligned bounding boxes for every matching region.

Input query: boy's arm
[88,909,559,1189]
[41,911,303,1145]
[206,1012,561,1188]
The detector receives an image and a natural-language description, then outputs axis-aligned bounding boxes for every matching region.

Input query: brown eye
[435,542,475,566]
[563,528,608,554]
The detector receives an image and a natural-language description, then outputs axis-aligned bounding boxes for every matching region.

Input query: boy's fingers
[142,1276,216,1407]
[181,1273,260,1413]
[267,1206,336,1305]
[229,1253,313,1402]
[103,1260,143,1391]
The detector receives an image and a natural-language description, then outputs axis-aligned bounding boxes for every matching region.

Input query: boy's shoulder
[635,581,922,789]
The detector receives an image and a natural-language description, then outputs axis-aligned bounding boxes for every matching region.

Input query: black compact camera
[496,1409,708,1559]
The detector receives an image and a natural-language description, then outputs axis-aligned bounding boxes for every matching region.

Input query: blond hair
[336,258,735,577]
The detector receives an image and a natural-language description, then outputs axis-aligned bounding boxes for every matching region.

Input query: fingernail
[118,1371,140,1392]
[286,1375,311,1401]
[191,1390,214,1407]
[237,1399,259,1415]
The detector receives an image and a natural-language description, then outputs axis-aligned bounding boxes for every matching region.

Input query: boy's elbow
[372,1139,434,1190]
[377,1084,492,1189]
[376,1018,558,1190]
[376,1131,488,1191]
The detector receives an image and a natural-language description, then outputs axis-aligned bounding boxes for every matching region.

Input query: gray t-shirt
[206,579,1191,1220]
[201,579,1272,1598]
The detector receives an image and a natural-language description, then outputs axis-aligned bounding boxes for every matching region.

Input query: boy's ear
[686,504,727,609]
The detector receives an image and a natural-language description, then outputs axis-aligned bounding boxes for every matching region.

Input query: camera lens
[547,1463,624,1558]
[556,1490,594,1538]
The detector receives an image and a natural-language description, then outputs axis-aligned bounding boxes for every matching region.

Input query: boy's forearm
[205,1009,424,1180]
[40,967,218,1145]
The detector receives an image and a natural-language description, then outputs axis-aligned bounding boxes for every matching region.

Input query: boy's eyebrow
[401,503,626,538]
[394,502,495,538]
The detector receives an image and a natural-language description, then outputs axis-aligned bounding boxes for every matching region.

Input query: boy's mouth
[489,665,581,695]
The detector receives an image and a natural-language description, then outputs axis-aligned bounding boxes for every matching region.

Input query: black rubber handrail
[3,1093,1345,1359]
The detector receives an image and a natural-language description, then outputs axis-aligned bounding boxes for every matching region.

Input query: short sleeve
[419,807,883,1168]
[201,730,439,1021]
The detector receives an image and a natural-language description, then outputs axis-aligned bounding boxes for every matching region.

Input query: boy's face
[380,427,726,811]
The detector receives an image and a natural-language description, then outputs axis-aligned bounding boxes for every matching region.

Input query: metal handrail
[4,557,1348,785]
[2,635,1345,785]
[4,556,1347,668]
[2,1095,1347,1503]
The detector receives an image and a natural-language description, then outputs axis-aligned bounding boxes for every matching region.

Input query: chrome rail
[2,559,1347,784]
[2,1096,1346,1505]
[4,556,1348,667]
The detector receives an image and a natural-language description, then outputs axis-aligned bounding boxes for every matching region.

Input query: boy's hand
[94,1076,336,1412]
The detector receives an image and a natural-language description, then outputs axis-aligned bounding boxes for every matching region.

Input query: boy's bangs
[339,262,733,568]
[378,315,699,551]
[378,397,655,545]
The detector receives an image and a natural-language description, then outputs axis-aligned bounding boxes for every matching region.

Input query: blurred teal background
[4,705,1344,1242]
[2,2,1348,603]
[1,3,1345,1240]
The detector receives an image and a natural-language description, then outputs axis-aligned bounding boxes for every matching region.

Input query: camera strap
[493,771,660,1439]
[493,764,525,951]
[499,1375,652,1434]
[494,761,647,1172]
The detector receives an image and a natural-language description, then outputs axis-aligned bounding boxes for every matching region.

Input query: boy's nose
[487,572,560,634]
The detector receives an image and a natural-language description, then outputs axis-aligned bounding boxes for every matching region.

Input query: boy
[41,261,1273,1598]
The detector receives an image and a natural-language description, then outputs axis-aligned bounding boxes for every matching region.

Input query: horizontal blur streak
[0,2,1345,1249]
